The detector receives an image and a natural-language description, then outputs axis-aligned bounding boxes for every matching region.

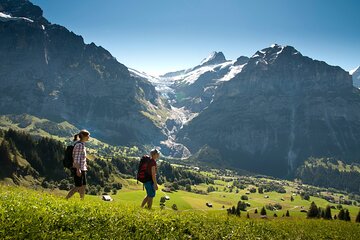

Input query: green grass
[1,185,359,239]
[89,177,359,216]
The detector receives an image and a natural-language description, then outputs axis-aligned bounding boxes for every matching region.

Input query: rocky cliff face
[0,0,168,146]
[177,44,360,177]
[351,66,360,88]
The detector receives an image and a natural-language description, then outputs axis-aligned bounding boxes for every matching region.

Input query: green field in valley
[109,180,360,219]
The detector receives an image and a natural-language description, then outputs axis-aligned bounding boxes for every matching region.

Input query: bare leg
[141,196,149,208]
[79,185,86,200]
[66,187,80,199]
[147,197,153,209]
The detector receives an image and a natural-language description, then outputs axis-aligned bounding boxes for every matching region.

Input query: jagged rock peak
[200,51,227,66]
[250,44,301,64]
[0,0,49,24]
[234,56,250,66]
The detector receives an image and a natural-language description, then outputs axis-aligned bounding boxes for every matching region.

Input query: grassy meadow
[1,180,360,239]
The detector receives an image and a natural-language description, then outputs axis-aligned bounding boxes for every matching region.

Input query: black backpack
[63,142,79,169]
[137,155,152,183]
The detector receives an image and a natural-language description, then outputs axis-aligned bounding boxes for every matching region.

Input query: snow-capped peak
[350,66,360,75]
[250,44,300,65]
[200,51,227,66]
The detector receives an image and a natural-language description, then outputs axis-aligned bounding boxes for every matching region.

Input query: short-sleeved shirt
[72,141,87,171]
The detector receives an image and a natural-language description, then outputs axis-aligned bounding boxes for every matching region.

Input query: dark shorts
[72,168,87,187]
[144,181,155,198]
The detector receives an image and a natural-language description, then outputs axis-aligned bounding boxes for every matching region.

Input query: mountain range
[176,45,360,176]
[1,0,360,178]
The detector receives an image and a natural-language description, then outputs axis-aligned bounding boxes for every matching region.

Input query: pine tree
[227,208,232,215]
[338,209,345,220]
[260,206,267,216]
[320,208,325,219]
[235,205,241,217]
[237,201,247,211]
[0,140,14,175]
[290,196,294,202]
[334,214,337,220]
[254,209,258,214]
[324,206,332,220]
[355,211,360,223]
[307,201,319,218]
[286,210,290,217]
[231,206,236,215]
[344,209,351,221]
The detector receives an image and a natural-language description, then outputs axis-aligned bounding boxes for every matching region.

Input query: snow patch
[349,66,360,75]
[182,66,214,84]
[170,61,233,85]
[0,12,12,18]
[200,51,217,65]
[219,63,246,81]
[0,11,34,23]
[276,47,284,55]
[129,68,158,81]
[129,68,174,96]
[169,106,198,125]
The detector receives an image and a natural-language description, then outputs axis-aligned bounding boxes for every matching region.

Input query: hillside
[0,114,78,139]
[1,129,360,238]
[296,157,360,193]
[0,113,139,152]
[0,128,211,194]
[1,128,358,208]
[1,185,359,239]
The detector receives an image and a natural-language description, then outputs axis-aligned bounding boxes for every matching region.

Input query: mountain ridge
[0,0,171,148]
[176,44,360,177]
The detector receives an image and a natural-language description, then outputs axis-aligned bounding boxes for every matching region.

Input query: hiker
[140,149,160,209]
[66,129,90,200]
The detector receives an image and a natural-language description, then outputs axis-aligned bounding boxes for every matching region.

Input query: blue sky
[31,0,360,75]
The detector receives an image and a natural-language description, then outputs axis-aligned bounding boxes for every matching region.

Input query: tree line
[0,129,212,194]
[296,158,360,194]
